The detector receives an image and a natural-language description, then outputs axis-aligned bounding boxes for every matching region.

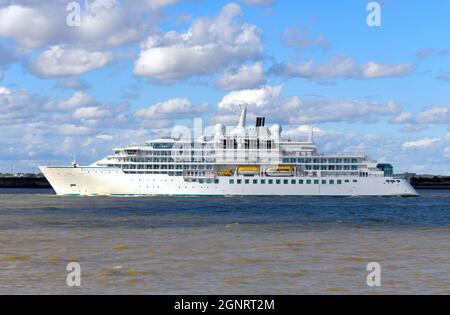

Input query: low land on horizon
[0,174,449,190]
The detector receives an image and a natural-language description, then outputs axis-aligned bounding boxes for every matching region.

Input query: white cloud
[0,1,162,49]
[73,107,113,120]
[289,100,401,124]
[390,112,414,124]
[418,105,450,124]
[218,85,400,124]
[144,0,181,10]
[282,125,328,139]
[136,98,209,120]
[218,62,265,90]
[57,124,94,136]
[29,46,112,77]
[55,77,90,90]
[0,89,54,123]
[271,55,415,80]
[218,85,283,109]
[134,3,263,81]
[0,5,59,48]
[96,134,114,141]
[0,86,11,94]
[58,92,96,110]
[76,0,141,48]
[402,138,440,150]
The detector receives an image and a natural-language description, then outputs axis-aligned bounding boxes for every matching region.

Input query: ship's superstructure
[40,106,418,196]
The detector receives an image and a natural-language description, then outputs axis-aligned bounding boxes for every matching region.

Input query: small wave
[336,257,368,262]
[0,255,30,261]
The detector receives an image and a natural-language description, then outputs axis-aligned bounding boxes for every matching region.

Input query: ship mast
[237,104,247,128]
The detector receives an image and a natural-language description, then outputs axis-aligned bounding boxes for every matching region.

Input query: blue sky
[0,0,449,174]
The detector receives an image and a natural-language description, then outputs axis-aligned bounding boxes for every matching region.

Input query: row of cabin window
[110,164,214,170]
[305,165,358,171]
[229,179,357,185]
[283,158,359,164]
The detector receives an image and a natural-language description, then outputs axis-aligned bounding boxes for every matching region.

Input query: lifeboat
[217,170,233,177]
[237,166,260,176]
[265,165,294,177]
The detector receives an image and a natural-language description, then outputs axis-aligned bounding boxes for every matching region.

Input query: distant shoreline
[0,175,449,190]
[0,177,51,189]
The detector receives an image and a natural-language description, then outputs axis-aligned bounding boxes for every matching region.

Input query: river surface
[0,189,449,295]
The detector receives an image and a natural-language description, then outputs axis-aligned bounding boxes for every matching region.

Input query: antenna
[308,126,315,143]
[71,153,77,167]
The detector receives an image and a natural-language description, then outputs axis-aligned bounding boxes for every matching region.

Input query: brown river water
[0,189,449,295]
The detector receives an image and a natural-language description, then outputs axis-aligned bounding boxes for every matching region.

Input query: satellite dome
[270,124,282,136]
[214,123,225,135]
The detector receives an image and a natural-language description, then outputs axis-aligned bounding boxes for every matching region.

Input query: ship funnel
[237,104,247,128]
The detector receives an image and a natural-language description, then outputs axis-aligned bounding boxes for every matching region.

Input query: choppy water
[0,189,449,295]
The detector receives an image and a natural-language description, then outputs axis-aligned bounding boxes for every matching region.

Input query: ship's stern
[400,178,419,197]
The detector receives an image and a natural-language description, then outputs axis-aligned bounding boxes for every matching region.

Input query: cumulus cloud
[402,138,440,150]
[217,85,401,125]
[134,3,263,81]
[218,85,283,109]
[0,86,11,94]
[0,89,47,123]
[270,55,415,80]
[29,46,112,77]
[418,105,450,124]
[217,62,265,90]
[0,0,179,49]
[57,91,97,110]
[390,112,414,124]
[0,4,60,48]
[136,98,209,120]
[73,106,114,120]
[58,124,95,136]
[144,0,181,10]
[55,77,90,90]
[289,99,401,124]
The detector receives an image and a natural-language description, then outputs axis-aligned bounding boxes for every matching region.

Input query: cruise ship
[40,106,418,197]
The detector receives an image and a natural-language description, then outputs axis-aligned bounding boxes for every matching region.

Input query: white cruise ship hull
[39,166,419,197]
